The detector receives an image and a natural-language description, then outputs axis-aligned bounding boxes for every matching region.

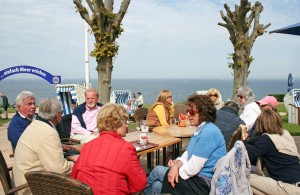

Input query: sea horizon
[1,78,299,105]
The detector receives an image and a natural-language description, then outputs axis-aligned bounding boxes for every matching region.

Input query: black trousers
[161,169,210,195]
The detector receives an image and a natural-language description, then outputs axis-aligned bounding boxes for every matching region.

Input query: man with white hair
[13,98,76,195]
[7,91,37,152]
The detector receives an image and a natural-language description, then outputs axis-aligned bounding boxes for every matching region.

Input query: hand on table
[62,144,72,152]
[66,155,79,162]
[91,131,99,137]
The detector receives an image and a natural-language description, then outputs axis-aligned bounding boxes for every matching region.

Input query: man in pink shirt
[70,88,102,143]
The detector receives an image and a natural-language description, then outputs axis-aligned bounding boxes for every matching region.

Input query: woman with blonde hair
[207,88,224,110]
[243,109,300,194]
[72,103,147,194]
[146,89,174,128]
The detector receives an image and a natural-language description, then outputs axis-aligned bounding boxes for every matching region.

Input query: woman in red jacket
[72,103,147,194]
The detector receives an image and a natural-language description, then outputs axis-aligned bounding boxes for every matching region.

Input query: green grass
[276,103,300,136]
[0,106,16,126]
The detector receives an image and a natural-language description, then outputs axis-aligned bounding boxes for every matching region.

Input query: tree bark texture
[73,0,131,103]
[218,0,270,99]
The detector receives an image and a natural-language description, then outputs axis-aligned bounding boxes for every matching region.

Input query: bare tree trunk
[96,57,113,103]
[73,0,131,104]
[218,0,270,99]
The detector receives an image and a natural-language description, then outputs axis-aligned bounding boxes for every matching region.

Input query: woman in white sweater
[237,86,261,131]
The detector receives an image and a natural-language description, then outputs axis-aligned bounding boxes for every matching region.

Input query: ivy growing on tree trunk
[73,0,130,103]
[218,0,270,99]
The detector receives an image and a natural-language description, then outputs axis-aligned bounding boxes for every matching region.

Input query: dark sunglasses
[237,95,244,99]
[186,108,197,116]
[209,94,218,97]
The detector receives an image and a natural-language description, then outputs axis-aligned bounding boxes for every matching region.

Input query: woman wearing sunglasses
[237,86,261,133]
[146,89,174,128]
[145,95,226,195]
[207,88,224,110]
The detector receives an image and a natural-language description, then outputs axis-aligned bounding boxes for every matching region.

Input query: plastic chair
[0,150,29,194]
[25,171,93,195]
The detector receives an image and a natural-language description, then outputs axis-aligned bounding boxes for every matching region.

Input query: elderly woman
[72,103,147,194]
[243,110,300,194]
[207,88,224,110]
[146,89,174,128]
[237,86,261,132]
[144,95,226,195]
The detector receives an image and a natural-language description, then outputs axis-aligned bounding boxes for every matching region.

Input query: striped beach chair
[110,90,133,107]
[56,84,87,115]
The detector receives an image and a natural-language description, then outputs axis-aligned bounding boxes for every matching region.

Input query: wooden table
[70,132,182,169]
[153,125,196,138]
[123,131,181,156]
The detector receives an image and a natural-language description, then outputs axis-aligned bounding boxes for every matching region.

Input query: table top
[70,131,182,156]
[153,125,197,138]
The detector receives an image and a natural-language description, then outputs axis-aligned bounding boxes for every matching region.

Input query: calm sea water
[0,78,299,105]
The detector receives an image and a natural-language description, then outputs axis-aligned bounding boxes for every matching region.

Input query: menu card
[130,141,158,152]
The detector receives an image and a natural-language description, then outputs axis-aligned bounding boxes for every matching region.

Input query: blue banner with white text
[0,65,61,84]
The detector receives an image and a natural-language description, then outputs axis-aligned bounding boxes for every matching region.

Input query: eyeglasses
[209,94,218,97]
[167,96,173,99]
[186,108,197,116]
[237,95,244,99]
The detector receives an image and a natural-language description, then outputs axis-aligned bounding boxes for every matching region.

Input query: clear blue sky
[0,0,300,81]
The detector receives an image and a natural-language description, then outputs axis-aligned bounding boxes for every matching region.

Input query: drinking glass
[170,118,178,133]
[139,131,149,147]
[140,120,149,133]
[136,122,141,142]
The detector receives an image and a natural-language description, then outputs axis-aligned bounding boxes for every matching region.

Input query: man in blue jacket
[7,91,37,152]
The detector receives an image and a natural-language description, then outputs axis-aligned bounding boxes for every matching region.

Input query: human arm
[176,125,222,180]
[38,130,73,174]
[126,147,147,193]
[240,104,261,131]
[7,117,30,149]
[243,135,273,165]
[168,159,183,188]
[153,105,169,126]
[71,115,91,135]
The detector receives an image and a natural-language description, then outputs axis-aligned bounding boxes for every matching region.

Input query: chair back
[134,107,148,124]
[174,103,188,121]
[0,150,12,194]
[56,113,72,139]
[226,127,242,152]
[25,171,93,195]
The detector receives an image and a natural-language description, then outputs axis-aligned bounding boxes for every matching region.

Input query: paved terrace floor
[1,114,300,194]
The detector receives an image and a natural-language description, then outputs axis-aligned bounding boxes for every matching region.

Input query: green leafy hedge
[268,94,285,102]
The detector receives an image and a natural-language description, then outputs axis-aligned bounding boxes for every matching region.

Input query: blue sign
[0,65,61,84]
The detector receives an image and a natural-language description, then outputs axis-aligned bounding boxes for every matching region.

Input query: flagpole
[84,5,90,88]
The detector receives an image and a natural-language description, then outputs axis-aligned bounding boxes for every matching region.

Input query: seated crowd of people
[6,86,300,195]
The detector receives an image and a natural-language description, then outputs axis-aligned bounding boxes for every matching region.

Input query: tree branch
[86,0,94,13]
[73,0,92,25]
[112,0,130,40]
[105,0,113,12]
[114,0,130,28]
[91,0,105,34]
